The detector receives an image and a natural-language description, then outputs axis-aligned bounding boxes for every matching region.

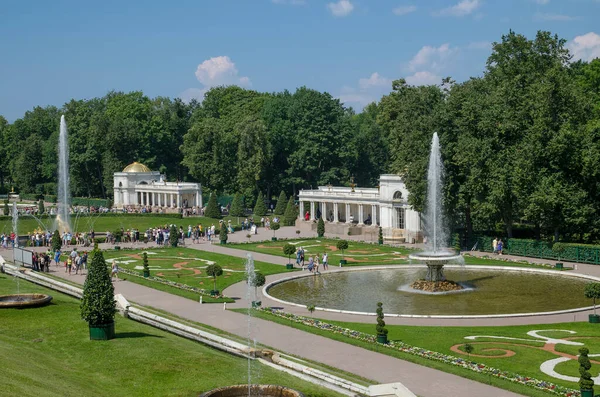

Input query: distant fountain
[409,132,463,292]
[56,115,71,234]
[12,202,18,248]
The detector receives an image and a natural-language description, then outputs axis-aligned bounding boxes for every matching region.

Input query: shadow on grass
[115,332,164,339]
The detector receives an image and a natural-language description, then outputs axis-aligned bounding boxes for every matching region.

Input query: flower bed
[258,308,580,397]
[118,268,214,297]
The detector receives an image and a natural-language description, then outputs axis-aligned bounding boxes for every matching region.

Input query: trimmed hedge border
[258,308,580,397]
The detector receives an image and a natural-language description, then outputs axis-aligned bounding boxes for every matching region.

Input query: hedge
[473,236,600,265]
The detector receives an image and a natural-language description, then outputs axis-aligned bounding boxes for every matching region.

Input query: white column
[358,204,364,224]
[310,201,315,220]
[333,203,339,222]
[345,204,351,223]
[163,193,167,207]
[177,193,181,208]
[372,204,377,226]
[195,192,200,207]
[170,194,174,208]
[298,200,303,219]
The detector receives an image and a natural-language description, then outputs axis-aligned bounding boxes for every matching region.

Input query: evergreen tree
[253,192,267,216]
[229,193,245,217]
[38,199,45,215]
[274,191,287,215]
[220,222,228,244]
[204,193,221,219]
[51,230,62,252]
[317,217,325,237]
[3,200,9,216]
[81,249,116,326]
[169,225,179,247]
[283,196,297,226]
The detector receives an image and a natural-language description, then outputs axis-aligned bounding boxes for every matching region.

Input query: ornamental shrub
[283,244,296,264]
[229,193,245,217]
[143,252,150,275]
[80,249,116,326]
[253,192,267,217]
[38,199,45,215]
[307,304,315,316]
[248,271,266,298]
[220,222,228,244]
[584,283,600,315]
[283,196,297,226]
[274,191,287,215]
[336,240,349,260]
[51,230,62,252]
[378,226,384,244]
[578,347,594,391]
[169,225,179,247]
[271,222,280,238]
[206,264,223,292]
[204,193,221,219]
[317,217,325,237]
[376,302,388,336]
[3,200,8,216]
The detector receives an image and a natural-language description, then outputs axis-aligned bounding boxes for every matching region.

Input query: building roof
[123,162,152,173]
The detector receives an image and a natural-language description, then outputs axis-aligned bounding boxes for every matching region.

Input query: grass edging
[250,308,580,397]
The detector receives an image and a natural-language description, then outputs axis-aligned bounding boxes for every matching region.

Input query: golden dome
[123,162,151,173]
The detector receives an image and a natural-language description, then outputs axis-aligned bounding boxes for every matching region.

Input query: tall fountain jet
[56,115,71,233]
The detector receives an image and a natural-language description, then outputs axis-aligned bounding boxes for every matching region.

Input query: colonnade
[298,200,379,226]
[135,191,201,208]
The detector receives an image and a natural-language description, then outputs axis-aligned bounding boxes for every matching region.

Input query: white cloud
[408,43,455,72]
[534,12,578,21]
[393,5,417,16]
[405,71,441,86]
[272,0,306,5]
[327,0,354,17]
[358,72,392,89]
[433,0,481,17]
[467,41,492,50]
[568,32,600,62]
[180,56,251,103]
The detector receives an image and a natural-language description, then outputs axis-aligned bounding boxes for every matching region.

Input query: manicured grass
[102,247,297,295]
[242,309,600,396]
[0,274,343,397]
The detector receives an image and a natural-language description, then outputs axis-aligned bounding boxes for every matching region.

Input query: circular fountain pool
[0,294,53,308]
[266,267,595,316]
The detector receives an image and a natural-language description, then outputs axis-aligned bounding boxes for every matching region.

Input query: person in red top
[304,211,310,221]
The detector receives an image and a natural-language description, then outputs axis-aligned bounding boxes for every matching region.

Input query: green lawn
[244,309,600,396]
[102,247,297,295]
[0,275,342,397]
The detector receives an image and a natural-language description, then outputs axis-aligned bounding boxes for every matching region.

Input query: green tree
[236,116,270,202]
[204,193,221,219]
[376,302,388,341]
[584,283,600,316]
[253,191,267,216]
[169,225,179,247]
[205,264,223,293]
[3,200,8,216]
[283,196,297,226]
[80,249,116,326]
[248,271,266,300]
[271,222,280,238]
[317,217,325,237]
[229,193,245,217]
[336,240,349,261]
[142,252,150,277]
[578,347,594,391]
[378,226,384,244]
[220,222,228,244]
[38,199,45,215]
[51,230,62,252]
[283,244,296,265]
[274,191,287,215]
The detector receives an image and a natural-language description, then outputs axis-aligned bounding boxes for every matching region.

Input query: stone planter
[286,264,294,270]
[555,262,564,270]
[339,259,347,266]
[252,301,262,308]
[377,334,388,344]
[89,322,115,340]
[143,270,150,278]
[580,389,594,397]
[114,246,121,250]
[220,240,227,245]
[378,240,383,245]
[210,290,220,296]
[271,237,277,241]
[589,314,600,323]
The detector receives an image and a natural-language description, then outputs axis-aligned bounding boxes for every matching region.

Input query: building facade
[297,174,421,242]
[113,162,202,210]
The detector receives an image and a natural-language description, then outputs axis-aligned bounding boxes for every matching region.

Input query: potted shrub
[307,304,315,316]
[169,225,178,247]
[317,217,325,238]
[552,242,566,270]
[376,302,388,344]
[271,222,280,241]
[336,240,349,266]
[51,230,62,252]
[220,222,228,245]
[142,252,150,278]
[206,264,223,296]
[249,271,266,308]
[578,347,595,397]
[81,248,116,340]
[585,283,600,323]
[378,227,383,245]
[283,244,296,269]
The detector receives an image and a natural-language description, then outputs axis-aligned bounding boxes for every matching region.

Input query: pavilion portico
[297,175,422,243]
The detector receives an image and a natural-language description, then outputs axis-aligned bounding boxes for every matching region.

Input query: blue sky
[1,0,599,121]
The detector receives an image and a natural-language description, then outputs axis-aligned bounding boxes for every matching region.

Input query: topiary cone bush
[51,230,62,252]
[317,217,325,237]
[274,191,287,215]
[38,199,45,215]
[253,192,267,217]
[81,249,116,335]
[205,193,221,219]
[169,225,178,247]
[220,222,228,244]
[378,227,383,245]
[143,252,150,277]
[578,347,594,392]
[283,196,297,226]
[230,193,245,217]
[3,199,9,216]
[376,302,388,343]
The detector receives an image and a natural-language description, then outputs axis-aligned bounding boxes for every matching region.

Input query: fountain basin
[0,294,53,308]
[199,384,305,397]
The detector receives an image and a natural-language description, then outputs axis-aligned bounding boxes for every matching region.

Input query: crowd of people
[295,247,329,274]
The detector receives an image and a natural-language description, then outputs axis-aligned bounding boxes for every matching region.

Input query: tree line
[1,30,599,242]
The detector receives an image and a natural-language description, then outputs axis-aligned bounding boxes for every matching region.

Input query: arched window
[118,182,123,187]
[393,191,403,201]
[138,181,148,185]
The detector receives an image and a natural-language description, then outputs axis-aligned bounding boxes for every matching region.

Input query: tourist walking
[492,237,498,254]
[111,262,119,280]
[497,239,504,255]
[322,252,328,271]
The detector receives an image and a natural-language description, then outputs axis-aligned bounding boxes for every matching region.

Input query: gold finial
[10,186,15,193]
[350,176,356,193]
